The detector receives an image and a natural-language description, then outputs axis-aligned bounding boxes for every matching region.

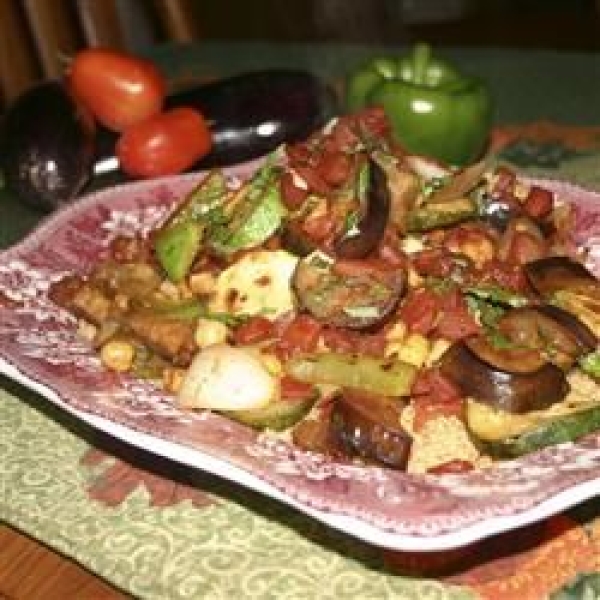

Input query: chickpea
[100,340,135,372]
[163,367,186,394]
[194,318,229,348]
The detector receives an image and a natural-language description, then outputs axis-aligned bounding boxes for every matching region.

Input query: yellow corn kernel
[100,340,135,372]
[260,352,283,377]
[384,322,408,358]
[513,181,529,200]
[385,322,407,342]
[396,333,430,368]
[426,338,451,367]
[407,267,423,288]
[194,318,229,348]
[163,367,186,394]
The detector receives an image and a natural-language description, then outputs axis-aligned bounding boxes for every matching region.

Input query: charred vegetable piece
[472,403,600,458]
[425,160,487,204]
[524,256,599,298]
[293,252,405,329]
[208,164,286,255]
[286,352,417,397]
[406,197,477,232]
[535,305,597,354]
[439,339,569,413]
[497,306,594,369]
[280,221,318,257]
[154,220,202,283]
[153,171,228,282]
[126,310,197,367]
[0,81,95,212]
[222,394,317,431]
[525,256,600,336]
[333,159,390,259]
[167,170,228,227]
[331,391,411,469]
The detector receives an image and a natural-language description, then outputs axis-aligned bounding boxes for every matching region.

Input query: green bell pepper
[346,43,492,166]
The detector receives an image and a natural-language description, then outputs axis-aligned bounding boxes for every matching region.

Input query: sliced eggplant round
[292,252,405,329]
[535,304,597,354]
[439,339,570,414]
[524,256,599,297]
[331,391,411,469]
[333,158,390,259]
[497,306,595,369]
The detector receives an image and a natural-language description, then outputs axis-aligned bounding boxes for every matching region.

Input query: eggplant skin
[1,81,95,212]
[440,340,569,414]
[94,69,339,174]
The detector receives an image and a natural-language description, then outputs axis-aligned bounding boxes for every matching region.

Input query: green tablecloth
[1,43,600,600]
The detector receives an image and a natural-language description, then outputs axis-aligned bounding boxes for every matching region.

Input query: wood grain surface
[0,525,129,600]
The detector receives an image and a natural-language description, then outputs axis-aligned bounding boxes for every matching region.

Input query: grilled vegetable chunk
[468,400,600,458]
[292,252,405,329]
[331,391,412,469]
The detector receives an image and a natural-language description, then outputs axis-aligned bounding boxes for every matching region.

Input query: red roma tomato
[116,108,212,179]
[68,48,166,131]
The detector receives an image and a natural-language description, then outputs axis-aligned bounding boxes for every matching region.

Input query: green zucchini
[406,197,477,232]
[153,170,228,282]
[467,399,600,458]
[208,165,286,255]
[221,395,316,431]
[286,352,417,397]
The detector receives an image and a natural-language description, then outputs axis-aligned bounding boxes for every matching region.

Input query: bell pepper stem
[411,43,432,86]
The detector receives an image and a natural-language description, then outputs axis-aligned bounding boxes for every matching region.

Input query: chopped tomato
[427,459,474,474]
[399,288,439,335]
[412,367,462,403]
[483,260,528,291]
[294,164,331,196]
[277,314,323,357]
[316,151,354,187]
[301,212,336,242]
[280,376,316,401]
[435,288,480,341]
[524,186,554,219]
[354,106,390,138]
[280,171,309,209]
[320,327,355,353]
[232,316,274,345]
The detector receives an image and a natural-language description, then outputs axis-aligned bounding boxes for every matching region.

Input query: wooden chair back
[0,0,199,109]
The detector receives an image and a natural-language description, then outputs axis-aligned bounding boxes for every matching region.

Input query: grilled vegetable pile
[49,108,600,474]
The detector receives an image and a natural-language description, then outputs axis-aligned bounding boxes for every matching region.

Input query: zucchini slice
[406,197,476,232]
[221,395,316,431]
[467,399,600,458]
